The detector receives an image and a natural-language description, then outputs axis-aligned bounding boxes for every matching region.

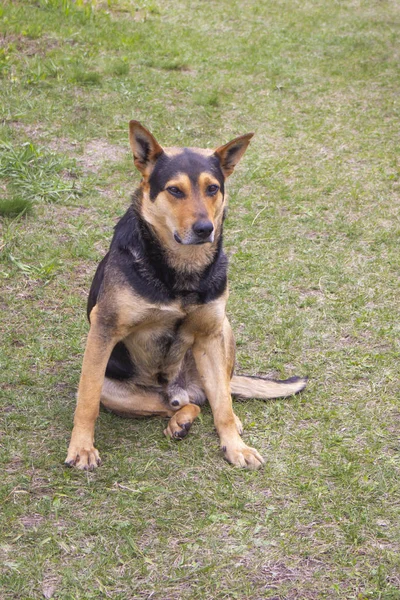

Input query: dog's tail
[230,375,307,400]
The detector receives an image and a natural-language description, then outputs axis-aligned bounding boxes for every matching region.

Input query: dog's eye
[166,186,184,198]
[207,184,219,196]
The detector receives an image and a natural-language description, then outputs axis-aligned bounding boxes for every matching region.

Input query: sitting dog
[65,121,307,470]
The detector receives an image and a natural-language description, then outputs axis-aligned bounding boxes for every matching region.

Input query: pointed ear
[129,120,164,176]
[214,133,254,178]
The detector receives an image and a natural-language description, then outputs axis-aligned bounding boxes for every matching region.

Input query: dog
[65,121,307,471]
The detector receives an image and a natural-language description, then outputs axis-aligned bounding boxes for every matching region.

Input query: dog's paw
[65,445,101,471]
[164,418,192,440]
[222,441,264,470]
[164,413,193,440]
[163,404,201,440]
[233,413,244,436]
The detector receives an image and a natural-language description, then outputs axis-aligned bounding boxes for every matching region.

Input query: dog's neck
[110,191,228,305]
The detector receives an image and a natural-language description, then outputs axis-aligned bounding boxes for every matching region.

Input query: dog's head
[129,121,253,248]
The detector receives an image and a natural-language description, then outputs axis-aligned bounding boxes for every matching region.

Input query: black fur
[242,374,307,385]
[136,135,150,163]
[105,341,136,381]
[149,149,225,201]
[224,145,240,169]
[107,196,228,305]
[156,372,168,385]
[86,189,228,383]
[87,253,108,321]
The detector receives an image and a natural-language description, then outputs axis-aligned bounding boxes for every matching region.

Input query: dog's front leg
[193,333,264,469]
[65,307,117,470]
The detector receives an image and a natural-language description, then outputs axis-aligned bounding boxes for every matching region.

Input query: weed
[107,59,129,77]
[8,253,62,282]
[0,197,32,217]
[0,142,81,204]
[71,68,102,86]
[194,90,220,107]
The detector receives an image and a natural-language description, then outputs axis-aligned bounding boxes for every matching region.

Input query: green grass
[0,197,32,217]
[1,0,400,598]
[0,142,81,206]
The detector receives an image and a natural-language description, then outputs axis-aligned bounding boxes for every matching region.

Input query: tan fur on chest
[123,310,192,386]
[118,291,228,387]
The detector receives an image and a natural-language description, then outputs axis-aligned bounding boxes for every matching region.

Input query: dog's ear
[129,120,164,176]
[214,133,254,178]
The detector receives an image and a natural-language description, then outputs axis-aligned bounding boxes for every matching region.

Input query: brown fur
[65,121,307,471]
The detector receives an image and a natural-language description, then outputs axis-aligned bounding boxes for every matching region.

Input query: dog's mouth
[174,232,214,245]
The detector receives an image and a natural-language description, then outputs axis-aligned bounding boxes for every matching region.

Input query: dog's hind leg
[101,377,174,418]
[101,377,201,439]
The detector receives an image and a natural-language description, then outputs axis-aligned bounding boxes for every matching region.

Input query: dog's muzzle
[174,220,215,245]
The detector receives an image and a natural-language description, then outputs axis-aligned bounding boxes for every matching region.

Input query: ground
[0,0,400,598]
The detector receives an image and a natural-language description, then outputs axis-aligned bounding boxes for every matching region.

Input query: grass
[0,142,81,211]
[1,0,400,598]
[0,196,32,217]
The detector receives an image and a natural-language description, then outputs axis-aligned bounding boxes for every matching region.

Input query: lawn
[1,0,399,598]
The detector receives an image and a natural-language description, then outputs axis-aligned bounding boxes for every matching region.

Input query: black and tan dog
[65,121,307,471]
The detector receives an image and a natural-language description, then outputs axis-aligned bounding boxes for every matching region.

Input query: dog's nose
[192,219,214,239]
